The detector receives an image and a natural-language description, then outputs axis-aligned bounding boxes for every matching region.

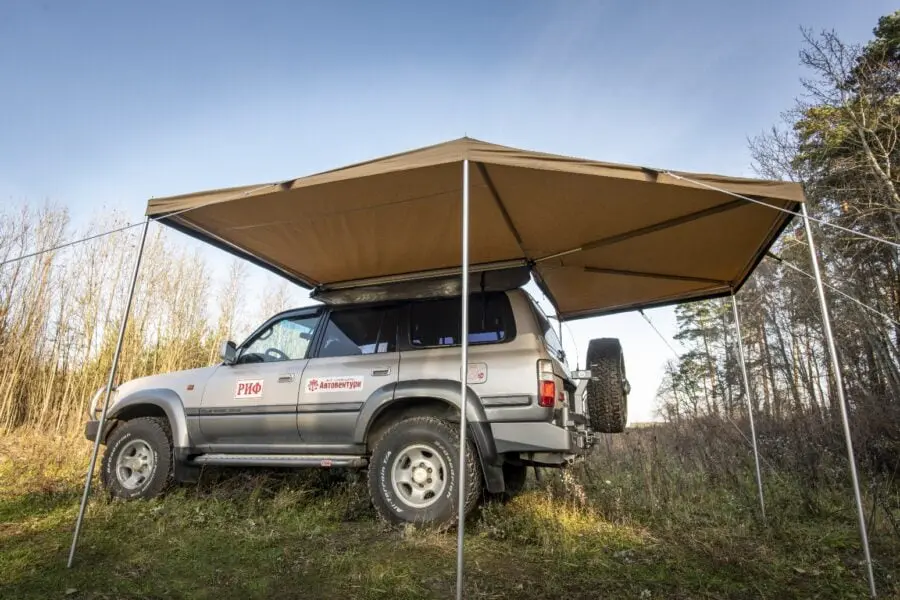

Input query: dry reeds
[0,203,272,434]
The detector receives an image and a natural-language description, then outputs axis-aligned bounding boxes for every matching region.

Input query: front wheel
[367,416,482,529]
[101,417,173,500]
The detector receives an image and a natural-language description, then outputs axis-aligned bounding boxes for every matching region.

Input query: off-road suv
[84,276,628,527]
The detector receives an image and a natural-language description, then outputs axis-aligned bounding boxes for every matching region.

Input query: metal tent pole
[801,203,876,597]
[455,159,470,600]
[730,293,766,522]
[68,217,151,568]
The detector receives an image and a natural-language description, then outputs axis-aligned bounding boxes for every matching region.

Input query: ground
[1,432,897,599]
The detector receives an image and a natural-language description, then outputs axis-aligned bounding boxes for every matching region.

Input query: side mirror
[220,340,237,365]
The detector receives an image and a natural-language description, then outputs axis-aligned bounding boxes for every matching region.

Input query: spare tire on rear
[585,338,628,433]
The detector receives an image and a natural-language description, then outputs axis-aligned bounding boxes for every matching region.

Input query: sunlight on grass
[479,490,648,554]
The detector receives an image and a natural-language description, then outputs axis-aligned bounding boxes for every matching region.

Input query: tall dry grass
[0,204,273,435]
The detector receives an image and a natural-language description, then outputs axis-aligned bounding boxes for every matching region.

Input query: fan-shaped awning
[146,137,803,320]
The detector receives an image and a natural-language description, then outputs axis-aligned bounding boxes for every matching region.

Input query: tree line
[657,12,900,475]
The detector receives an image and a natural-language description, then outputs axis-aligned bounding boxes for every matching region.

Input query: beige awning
[146,137,804,320]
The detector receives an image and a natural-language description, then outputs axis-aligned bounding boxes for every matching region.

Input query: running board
[190,454,368,468]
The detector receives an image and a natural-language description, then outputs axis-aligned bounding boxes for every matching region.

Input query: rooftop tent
[145,137,804,320]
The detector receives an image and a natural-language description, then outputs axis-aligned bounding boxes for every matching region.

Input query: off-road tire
[585,338,628,433]
[368,416,482,529]
[101,417,174,500]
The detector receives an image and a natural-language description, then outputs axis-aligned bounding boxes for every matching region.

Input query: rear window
[531,301,565,361]
[409,293,515,347]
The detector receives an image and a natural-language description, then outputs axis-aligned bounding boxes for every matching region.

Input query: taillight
[539,380,556,407]
[537,359,556,408]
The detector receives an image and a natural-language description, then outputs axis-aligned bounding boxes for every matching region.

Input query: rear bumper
[490,422,578,454]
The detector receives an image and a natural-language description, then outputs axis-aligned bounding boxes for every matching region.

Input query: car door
[297,305,400,444]
[199,309,323,450]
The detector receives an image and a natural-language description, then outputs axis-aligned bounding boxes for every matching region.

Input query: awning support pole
[455,159,470,600]
[801,203,876,598]
[730,293,766,522]
[67,217,150,568]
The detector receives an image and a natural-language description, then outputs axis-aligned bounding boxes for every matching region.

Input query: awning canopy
[146,137,804,321]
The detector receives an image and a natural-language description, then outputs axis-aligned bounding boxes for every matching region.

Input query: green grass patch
[1,432,898,599]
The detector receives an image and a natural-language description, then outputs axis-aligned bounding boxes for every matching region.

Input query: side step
[190,454,368,468]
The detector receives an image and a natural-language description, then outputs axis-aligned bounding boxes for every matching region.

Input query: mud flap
[481,463,505,494]
[469,421,505,494]
[173,448,201,483]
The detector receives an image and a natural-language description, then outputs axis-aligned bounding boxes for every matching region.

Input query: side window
[409,293,513,348]
[238,313,320,364]
[318,307,397,358]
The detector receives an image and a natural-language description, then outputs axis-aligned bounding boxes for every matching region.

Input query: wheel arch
[364,396,456,451]
[355,379,504,494]
[106,388,190,449]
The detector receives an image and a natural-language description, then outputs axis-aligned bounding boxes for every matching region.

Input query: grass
[1,431,898,599]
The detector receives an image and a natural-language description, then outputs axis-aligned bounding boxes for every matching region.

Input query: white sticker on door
[467,363,487,384]
[305,376,364,393]
[235,379,264,399]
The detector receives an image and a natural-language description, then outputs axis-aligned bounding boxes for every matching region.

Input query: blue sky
[1,0,894,421]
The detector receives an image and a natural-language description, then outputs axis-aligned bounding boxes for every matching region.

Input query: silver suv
[84,284,628,527]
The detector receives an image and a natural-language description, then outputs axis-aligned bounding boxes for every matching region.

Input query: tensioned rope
[766,253,900,327]
[658,171,900,327]
[638,308,782,473]
[663,171,900,251]
[638,255,898,447]
[638,309,681,357]
[638,256,896,481]
[0,220,147,267]
[0,184,280,268]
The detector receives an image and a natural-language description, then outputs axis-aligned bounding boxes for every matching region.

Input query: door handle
[371,367,392,377]
[278,374,295,383]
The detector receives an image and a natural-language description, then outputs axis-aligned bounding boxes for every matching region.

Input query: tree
[662,11,900,425]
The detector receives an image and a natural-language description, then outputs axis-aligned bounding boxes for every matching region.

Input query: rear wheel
[368,416,482,529]
[585,338,628,433]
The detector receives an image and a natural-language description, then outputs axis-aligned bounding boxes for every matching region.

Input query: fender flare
[354,379,504,493]
[107,388,191,450]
